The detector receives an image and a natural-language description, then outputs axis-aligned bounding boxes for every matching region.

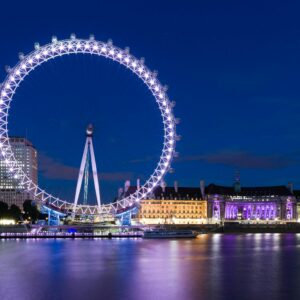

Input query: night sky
[1,0,300,204]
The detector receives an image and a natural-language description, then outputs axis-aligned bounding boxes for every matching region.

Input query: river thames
[1,234,300,300]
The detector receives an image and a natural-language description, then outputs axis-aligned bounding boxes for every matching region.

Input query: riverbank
[0,232,143,239]
[2,223,300,237]
[220,222,300,233]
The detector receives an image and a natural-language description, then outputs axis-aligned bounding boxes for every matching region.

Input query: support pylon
[73,124,101,214]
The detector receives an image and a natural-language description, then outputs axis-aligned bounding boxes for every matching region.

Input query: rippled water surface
[1,234,300,300]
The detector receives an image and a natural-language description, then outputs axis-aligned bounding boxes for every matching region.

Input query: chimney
[137,178,140,190]
[124,180,130,193]
[161,180,166,193]
[287,182,294,193]
[174,181,178,193]
[200,180,205,198]
[118,188,123,198]
[233,170,241,193]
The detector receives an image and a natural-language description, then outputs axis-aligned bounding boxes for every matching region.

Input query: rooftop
[123,186,203,200]
[120,182,294,199]
[205,183,293,197]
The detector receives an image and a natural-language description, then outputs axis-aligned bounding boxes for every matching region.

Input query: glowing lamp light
[16,70,21,75]
[1,91,7,97]
[43,50,49,55]
[152,182,158,188]
[117,53,122,59]
[84,43,90,49]
[93,45,99,51]
[21,64,26,69]
[67,44,73,49]
[109,49,114,55]
[124,57,130,63]
[138,67,143,73]
[149,79,155,85]
[154,85,159,92]
[0,99,3,104]
[0,219,15,225]
[101,46,107,52]
[76,43,81,49]
[35,54,40,59]
[28,58,33,64]
[10,76,15,81]
[5,84,10,89]
[132,61,137,68]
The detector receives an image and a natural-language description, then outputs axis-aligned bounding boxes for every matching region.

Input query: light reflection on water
[0,234,300,300]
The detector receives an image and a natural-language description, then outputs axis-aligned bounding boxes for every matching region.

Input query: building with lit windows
[293,190,300,222]
[119,182,207,225]
[137,197,207,225]
[117,179,298,224]
[206,183,297,222]
[0,137,38,208]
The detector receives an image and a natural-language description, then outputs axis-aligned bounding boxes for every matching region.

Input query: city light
[0,219,15,225]
[0,37,177,217]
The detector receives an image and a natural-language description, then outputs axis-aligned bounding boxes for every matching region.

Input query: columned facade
[206,184,297,222]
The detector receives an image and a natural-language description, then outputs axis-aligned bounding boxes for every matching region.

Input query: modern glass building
[0,137,38,209]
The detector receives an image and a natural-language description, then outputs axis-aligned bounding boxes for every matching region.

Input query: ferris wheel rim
[0,36,177,215]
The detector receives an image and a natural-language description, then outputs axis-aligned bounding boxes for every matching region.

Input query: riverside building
[205,182,297,222]
[119,181,207,225]
[117,179,298,224]
[0,137,38,208]
[293,190,300,222]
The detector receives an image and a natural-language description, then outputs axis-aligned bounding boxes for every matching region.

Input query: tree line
[0,200,46,223]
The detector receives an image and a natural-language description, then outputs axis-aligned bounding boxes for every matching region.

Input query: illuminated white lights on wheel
[0,36,177,215]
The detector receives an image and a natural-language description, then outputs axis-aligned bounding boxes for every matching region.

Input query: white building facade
[0,137,38,209]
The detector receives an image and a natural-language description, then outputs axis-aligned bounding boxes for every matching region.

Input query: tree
[8,204,22,221]
[23,200,40,223]
[0,201,9,219]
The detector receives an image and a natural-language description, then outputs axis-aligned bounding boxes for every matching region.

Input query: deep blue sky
[1,0,300,204]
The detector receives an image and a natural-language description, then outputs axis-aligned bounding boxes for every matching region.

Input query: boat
[143,229,198,239]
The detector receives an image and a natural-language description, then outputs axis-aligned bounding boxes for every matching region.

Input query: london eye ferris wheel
[0,34,178,216]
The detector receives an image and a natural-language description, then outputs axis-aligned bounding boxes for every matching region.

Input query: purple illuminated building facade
[205,184,297,222]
